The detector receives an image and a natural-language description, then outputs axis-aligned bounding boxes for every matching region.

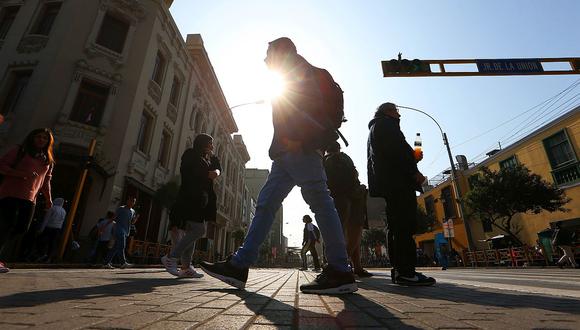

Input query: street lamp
[229,99,265,110]
[397,105,475,251]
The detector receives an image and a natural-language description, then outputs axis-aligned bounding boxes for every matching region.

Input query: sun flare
[263,70,286,100]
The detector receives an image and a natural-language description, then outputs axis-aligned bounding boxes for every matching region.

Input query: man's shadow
[0,275,185,308]
[360,272,580,315]
[207,287,416,329]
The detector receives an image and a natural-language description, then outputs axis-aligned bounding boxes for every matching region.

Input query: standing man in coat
[367,102,435,286]
[201,37,356,294]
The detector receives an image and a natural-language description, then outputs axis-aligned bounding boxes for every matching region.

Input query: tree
[464,164,570,245]
[362,228,387,249]
[416,205,436,235]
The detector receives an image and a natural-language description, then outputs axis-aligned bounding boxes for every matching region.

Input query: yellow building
[416,107,579,256]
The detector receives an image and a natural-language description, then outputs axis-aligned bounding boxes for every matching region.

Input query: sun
[261,70,286,101]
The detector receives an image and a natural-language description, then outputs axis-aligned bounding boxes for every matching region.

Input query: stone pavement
[0,268,579,329]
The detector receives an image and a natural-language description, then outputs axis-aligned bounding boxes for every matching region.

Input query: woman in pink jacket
[0,128,55,273]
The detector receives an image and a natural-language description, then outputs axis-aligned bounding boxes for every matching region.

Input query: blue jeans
[232,150,350,272]
[104,231,127,265]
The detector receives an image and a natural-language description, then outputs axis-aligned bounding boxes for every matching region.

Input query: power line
[453,78,580,151]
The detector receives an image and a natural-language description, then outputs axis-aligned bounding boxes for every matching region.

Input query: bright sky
[170,1,580,247]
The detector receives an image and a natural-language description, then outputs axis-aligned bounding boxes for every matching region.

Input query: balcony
[552,162,580,186]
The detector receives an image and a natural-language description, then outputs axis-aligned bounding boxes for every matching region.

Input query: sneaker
[161,255,179,276]
[200,255,248,289]
[178,266,204,278]
[395,272,436,286]
[0,261,9,273]
[102,263,114,269]
[300,266,357,294]
[119,263,133,269]
[355,269,374,278]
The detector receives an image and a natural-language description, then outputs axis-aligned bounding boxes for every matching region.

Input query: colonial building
[244,168,287,258]
[0,0,250,259]
[416,107,580,256]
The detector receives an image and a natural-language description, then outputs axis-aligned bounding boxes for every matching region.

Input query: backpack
[313,67,348,146]
[324,152,358,194]
[313,225,321,241]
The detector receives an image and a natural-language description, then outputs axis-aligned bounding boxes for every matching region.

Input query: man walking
[367,102,435,286]
[103,197,137,269]
[300,215,321,271]
[552,222,578,268]
[201,37,356,294]
[324,141,372,277]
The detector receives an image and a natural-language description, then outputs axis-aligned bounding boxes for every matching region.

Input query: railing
[127,239,211,265]
[552,162,580,186]
[461,245,566,267]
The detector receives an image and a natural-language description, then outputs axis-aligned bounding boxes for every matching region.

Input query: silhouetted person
[0,128,55,273]
[201,37,356,294]
[162,134,220,278]
[300,215,321,271]
[367,102,435,286]
[324,141,372,277]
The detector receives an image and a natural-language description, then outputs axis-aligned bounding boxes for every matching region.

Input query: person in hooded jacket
[200,37,355,295]
[35,197,67,262]
[0,128,55,273]
[162,133,220,278]
[367,102,435,286]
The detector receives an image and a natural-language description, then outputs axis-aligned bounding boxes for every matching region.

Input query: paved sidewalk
[0,268,578,329]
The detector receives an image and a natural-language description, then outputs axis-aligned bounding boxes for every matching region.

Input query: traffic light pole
[398,106,475,251]
[58,138,97,260]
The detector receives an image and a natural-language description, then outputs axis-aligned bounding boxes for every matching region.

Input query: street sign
[476,59,543,74]
[381,57,580,77]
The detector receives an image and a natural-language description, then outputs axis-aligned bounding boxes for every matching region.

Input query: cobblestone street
[0,268,579,329]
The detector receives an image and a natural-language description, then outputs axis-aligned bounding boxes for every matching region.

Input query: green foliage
[464,164,570,244]
[362,228,387,248]
[416,205,436,235]
[154,179,180,209]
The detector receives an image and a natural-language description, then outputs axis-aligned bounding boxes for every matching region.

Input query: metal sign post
[58,138,97,260]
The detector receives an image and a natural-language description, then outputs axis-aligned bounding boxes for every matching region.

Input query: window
[424,195,435,217]
[543,130,576,168]
[136,111,154,153]
[482,219,493,233]
[69,80,109,127]
[95,13,129,53]
[0,6,20,40]
[169,76,181,106]
[158,130,172,167]
[499,155,518,169]
[441,186,457,219]
[33,2,62,36]
[1,70,32,115]
[151,51,166,85]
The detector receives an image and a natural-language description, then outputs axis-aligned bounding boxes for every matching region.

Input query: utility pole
[58,138,97,260]
[398,106,476,250]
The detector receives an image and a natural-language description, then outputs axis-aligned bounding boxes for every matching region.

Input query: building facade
[0,0,249,259]
[416,107,580,256]
[244,168,286,258]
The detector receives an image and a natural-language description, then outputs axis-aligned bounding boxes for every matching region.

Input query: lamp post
[229,99,265,110]
[398,105,475,251]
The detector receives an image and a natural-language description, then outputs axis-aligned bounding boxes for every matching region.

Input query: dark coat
[367,112,419,197]
[170,149,219,228]
[269,55,327,159]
